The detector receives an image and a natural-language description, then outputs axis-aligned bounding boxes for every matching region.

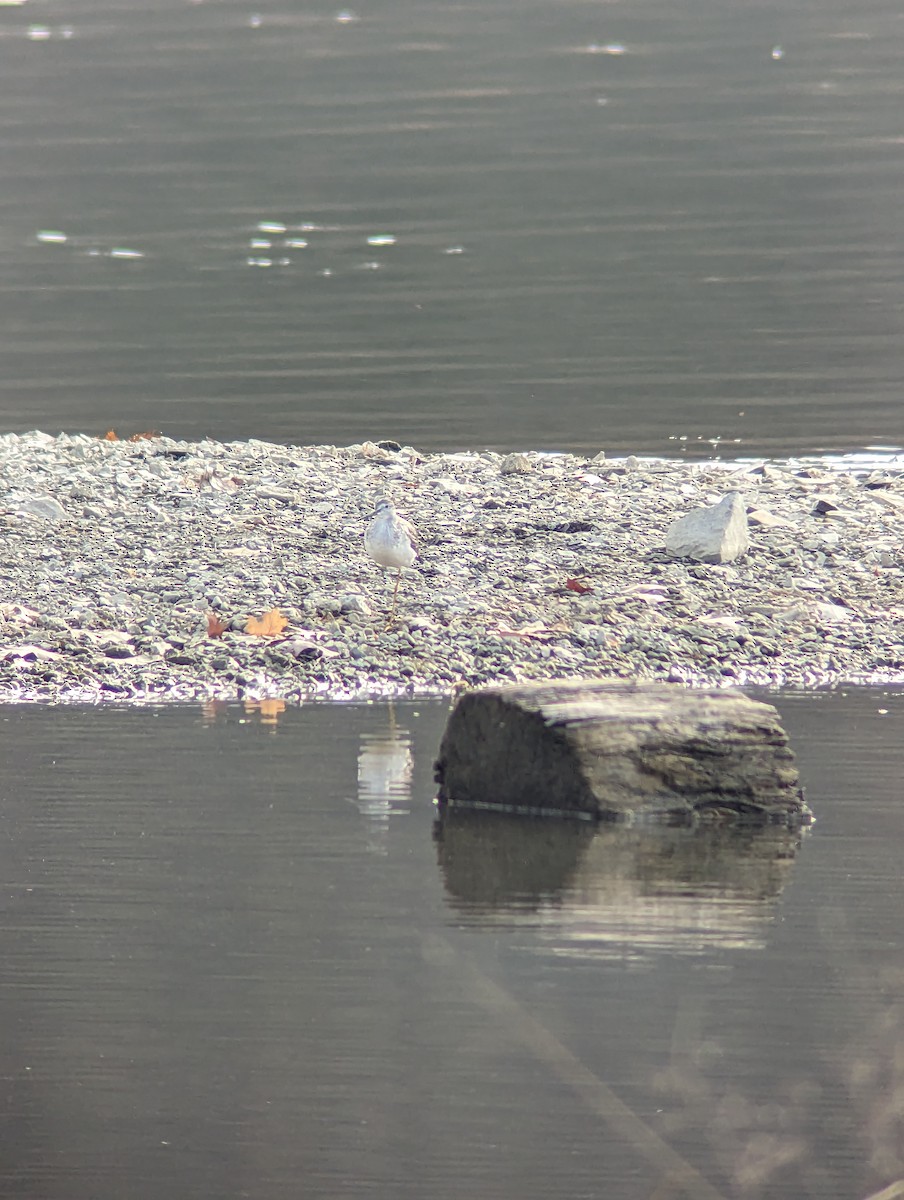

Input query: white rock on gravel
[500,453,533,475]
[15,496,69,522]
[665,492,750,563]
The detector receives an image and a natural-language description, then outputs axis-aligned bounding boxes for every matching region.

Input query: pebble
[500,453,534,476]
[14,495,68,522]
[0,433,900,703]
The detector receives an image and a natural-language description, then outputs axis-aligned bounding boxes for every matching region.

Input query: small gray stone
[812,601,852,623]
[340,592,373,616]
[665,492,750,563]
[811,495,840,516]
[500,453,533,476]
[103,643,135,659]
[282,640,324,660]
[867,490,904,513]
[305,594,343,617]
[357,441,397,464]
[747,508,786,529]
[16,496,68,522]
[255,486,295,502]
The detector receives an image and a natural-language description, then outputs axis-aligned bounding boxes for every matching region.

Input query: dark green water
[2,0,903,456]
[0,689,901,1198]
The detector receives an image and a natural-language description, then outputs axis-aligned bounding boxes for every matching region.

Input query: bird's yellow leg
[386,569,402,626]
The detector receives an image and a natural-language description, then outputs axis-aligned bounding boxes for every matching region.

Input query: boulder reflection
[435,810,806,957]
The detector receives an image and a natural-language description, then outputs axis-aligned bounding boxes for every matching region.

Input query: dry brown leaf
[102,429,119,441]
[245,608,289,637]
[207,612,229,638]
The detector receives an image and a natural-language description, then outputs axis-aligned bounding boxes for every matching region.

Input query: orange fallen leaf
[103,429,119,441]
[207,611,229,638]
[565,578,593,594]
[245,608,289,637]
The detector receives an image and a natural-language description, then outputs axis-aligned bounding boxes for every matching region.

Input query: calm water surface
[0,688,902,1199]
[2,0,904,455]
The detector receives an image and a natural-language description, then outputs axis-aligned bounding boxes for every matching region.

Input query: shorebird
[365,497,418,623]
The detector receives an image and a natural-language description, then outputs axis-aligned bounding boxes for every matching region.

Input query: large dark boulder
[434,679,809,824]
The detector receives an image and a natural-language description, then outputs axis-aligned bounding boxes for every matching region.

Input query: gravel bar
[1,432,902,703]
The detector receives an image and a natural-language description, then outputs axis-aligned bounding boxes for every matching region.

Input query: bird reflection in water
[355,703,414,854]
